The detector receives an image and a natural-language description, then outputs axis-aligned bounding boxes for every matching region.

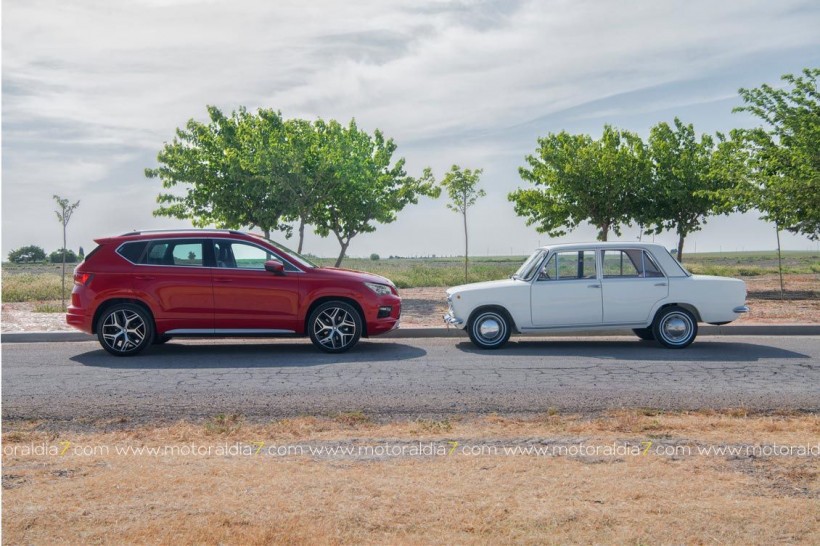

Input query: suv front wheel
[96,303,154,356]
[308,301,363,353]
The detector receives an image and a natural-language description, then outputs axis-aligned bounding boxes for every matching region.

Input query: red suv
[67,229,401,356]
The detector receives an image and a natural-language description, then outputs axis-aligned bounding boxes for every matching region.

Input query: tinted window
[117,241,148,264]
[141,240,207,267]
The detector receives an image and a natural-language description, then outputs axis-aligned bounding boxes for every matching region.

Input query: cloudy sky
[3,0,820,259]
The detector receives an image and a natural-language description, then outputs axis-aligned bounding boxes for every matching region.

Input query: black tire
[153,335,172,345]
[96,303,154,356]
[467,309,512,349]
[632,328,655,341]
[308,301,363,353]
[652,306,698,349]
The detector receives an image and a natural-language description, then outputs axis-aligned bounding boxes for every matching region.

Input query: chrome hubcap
[102,310,146,352]
[661,313,692,343]
[314,307,357,350]
[479,318,501,339]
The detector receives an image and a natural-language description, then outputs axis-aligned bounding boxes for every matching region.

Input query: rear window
[116,241,148,264]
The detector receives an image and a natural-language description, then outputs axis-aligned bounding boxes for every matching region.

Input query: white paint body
[445,243,748,333]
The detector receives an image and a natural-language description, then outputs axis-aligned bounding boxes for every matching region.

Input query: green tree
[53,194,80,310]
[732,68,820,240]
[146,106,290,238]
[49,249,78,263]
[637,118,737,259]
[78,246,85,261]
[8,245,46,263]
[509,126,650,241]
[311,120,439,267]
[440,165,485,282]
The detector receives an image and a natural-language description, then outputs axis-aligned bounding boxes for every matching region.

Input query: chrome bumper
[444,314,463,326]
[733,306,750,314]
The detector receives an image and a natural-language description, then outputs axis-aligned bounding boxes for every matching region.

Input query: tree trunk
[677,234,685,261]
[263,228,271,239]
[334,240,349,268]
[61,223,67,311]
[463,210,468,283]
[775,224,784,299]
[598,222,609,241]
[297,217,306,254]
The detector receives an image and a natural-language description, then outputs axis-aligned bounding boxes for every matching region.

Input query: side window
[144,242,170,265]
[603,250,640,277]
[214,241,299,272]
[226,242,272,269]
[603,249,665,278]
[171,242,204,266]
[117,241,148,263]
[642,251,664,278]
[539,251,596,281]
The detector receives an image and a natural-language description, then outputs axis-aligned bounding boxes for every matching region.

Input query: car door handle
[588,284,600,288]
[655,282,667,287]
[134,275,154,281]
[214,278,233,283]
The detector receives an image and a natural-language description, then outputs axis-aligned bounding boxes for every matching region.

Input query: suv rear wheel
[308,301,363,353]
[96,303,154,356]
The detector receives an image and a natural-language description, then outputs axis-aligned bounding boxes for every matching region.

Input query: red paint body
[67,230,401,338]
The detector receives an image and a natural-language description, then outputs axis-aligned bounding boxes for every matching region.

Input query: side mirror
[264,259,285,275]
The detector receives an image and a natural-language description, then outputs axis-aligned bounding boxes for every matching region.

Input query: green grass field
[2,251,817,302]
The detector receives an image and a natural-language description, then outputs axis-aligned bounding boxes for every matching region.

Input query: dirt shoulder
[3,411,818,544]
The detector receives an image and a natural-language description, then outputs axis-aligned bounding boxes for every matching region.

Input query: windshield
[513,250,547,281]
[261,237,318,269]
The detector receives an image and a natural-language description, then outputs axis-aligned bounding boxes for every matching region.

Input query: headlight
[364,282,392,296]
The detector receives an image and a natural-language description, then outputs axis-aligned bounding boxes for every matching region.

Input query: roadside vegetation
[3,252,816,302]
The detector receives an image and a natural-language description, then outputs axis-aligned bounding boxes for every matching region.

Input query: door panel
[600,249,668,323]
[531,250,602,327]
[132,239,214,332]
[211,240,300,331]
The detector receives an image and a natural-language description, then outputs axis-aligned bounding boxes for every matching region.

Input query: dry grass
[3,411,819,545]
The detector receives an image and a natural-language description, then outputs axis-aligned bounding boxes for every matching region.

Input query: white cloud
[3,0,820,256]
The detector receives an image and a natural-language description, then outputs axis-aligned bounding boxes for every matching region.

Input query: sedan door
[600,249,669,324]
[210,239,301,333]
[530,250,603,327]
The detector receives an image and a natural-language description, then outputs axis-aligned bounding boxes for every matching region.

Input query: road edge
[2,324,819,343]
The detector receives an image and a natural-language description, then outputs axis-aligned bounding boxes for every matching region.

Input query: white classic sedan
[444,242,749,349]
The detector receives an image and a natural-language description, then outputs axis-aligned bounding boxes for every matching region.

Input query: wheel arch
[468,304,519,334]
[92,298,156,334]
[655,302,702,323]
[304,296,367,337]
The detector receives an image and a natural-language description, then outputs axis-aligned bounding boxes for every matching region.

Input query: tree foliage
[8,245,46,263]
[730,68,820,240]
[310,120,439,266]
[146,106,290,238]
[49,249,78,263]
[636,118,739,259]
[509,126,650,241]
[147,108,435,265]
[440,165,484,281]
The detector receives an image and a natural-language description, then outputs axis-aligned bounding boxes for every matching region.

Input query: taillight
[74,272,93,286]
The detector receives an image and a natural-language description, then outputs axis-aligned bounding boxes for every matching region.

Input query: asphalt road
[3,336,818,423]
